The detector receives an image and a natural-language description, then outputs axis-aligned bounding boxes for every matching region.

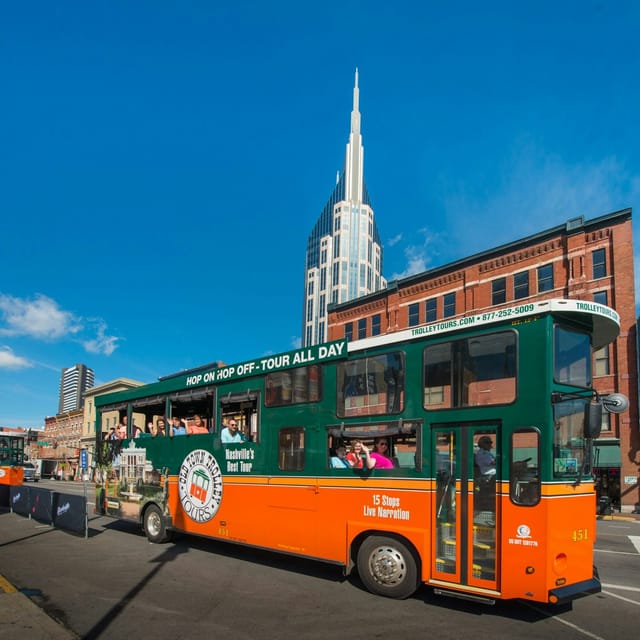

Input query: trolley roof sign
[184,340,347,388]
[351,298,621,353]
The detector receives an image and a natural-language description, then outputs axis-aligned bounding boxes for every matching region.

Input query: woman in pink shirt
[369,438,395,469]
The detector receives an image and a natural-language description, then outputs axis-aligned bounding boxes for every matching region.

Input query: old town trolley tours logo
[178,449,223,523]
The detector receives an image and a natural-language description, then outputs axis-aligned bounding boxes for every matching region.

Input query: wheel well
[349,530,421,576]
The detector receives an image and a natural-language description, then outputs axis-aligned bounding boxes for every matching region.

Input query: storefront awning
[593,440,621,468]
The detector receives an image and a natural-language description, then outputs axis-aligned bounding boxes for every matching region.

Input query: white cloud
[0,293,81,340]
[290,335,301,349]
[0,293,121,356]
[390,228,445,280]
[0,346,32,369]
[82,321,121,356]
[387,233,403,247]
[438,140,640,260]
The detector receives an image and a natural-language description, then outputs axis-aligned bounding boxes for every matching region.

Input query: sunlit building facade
[302,70,386,346]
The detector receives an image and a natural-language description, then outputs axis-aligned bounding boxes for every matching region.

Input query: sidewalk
[0,575,78,640]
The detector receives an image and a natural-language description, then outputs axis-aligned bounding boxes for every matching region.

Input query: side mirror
[601,393,629,414]
[584,402,602,439]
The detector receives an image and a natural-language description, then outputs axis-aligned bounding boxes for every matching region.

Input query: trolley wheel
[143,504,172,543]
[357,535,419,599]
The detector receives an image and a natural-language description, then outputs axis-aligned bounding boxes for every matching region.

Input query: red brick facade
[328,208,639,510]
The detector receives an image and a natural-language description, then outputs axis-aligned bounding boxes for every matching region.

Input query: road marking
[602,590,640,606]
[525,603,605,640]
[0,574,18,593]
[594,549,638,556]
[629,536,640,554]
[601,583,640,593]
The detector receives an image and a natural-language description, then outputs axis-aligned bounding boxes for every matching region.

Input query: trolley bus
[0,432,26,486]
[94,298,627,605]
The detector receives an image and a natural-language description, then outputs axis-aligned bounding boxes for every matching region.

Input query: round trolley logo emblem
[178,449,223,523]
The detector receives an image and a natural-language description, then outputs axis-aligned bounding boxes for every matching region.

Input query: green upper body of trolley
[0,434,25,467]
[94,298,623,483]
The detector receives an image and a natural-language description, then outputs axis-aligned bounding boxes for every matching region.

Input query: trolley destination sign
[184,340,347,388]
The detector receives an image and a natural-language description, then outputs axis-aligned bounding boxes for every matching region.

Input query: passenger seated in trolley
[330,443,352,468]
[170,416,187,436]
[187,414,209,435]
[220,419,245,443]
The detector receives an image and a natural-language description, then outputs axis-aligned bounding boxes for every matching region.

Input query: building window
[514,271,529,300]
[333,235,340,258]
[594,345,610,376]
[306,299,313,322]
[593,290,608,306]
[443,293,456,318]
[492,277,506,305]
[408,303,420,327]
[537,264,554,293]
[425,298,437,323]
[371,314,381,336]
[344,322,353,341]
[358,318,367,339]
[308,281,314,295]
[592,248,607,279]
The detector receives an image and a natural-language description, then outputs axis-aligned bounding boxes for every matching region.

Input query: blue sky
[1,1,639,428]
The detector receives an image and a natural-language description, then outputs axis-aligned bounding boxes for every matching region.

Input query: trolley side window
[279,427,305,471]
[265,365,321,407]
[423,331,517,409]
[510,429,540,506]
[337,352,404,417]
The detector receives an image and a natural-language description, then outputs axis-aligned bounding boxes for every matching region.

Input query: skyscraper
[58,363,95,413]
[302,70,386,346]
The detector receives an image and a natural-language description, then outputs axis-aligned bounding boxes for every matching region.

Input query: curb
[0,575,78,639]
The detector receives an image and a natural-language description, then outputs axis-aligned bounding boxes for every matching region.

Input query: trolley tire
[357,535,419,599]
[143,504,172,544]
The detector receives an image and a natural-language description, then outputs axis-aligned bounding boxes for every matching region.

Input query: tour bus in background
[0,432,26,487]
[94,298,627,605]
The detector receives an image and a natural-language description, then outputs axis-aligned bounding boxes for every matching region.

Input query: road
[0,494,638,639]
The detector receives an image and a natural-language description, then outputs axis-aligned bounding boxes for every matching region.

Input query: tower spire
[345,68,363,202]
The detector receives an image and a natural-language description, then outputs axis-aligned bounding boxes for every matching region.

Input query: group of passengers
[330,438,395,469]
[106,415,246,440]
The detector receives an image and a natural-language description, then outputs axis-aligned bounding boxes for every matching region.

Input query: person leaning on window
[220,419,245,444]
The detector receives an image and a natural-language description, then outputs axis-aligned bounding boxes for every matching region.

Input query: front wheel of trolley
[357,535,419,599]
[143,504,172,544]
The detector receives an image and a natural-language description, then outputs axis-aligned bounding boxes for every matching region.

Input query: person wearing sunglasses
[369,438,395,469]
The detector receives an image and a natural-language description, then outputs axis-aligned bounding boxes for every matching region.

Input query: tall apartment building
[58,363,95,414]
[302,70,386,346]
[328,208,639,511]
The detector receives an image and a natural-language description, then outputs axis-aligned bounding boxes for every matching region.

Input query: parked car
[22,462,40,482]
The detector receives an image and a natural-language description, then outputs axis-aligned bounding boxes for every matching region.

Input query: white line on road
[525,604,606,640]
[602,590,640,606]
[629,536,640,554]
[601,583,640,593]
[594,549,639,556]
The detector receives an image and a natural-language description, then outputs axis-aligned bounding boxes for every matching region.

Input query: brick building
[328,208,639,510]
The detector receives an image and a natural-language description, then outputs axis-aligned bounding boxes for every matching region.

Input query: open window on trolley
[326,420,420,471]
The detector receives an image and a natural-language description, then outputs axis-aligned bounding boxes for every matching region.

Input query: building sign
[624,475,638,486]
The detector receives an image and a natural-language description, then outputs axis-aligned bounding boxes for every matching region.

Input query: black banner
[29,487,53,523]
[0,485,9,507]
[10,485,30,516]
[52,492,87,534]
